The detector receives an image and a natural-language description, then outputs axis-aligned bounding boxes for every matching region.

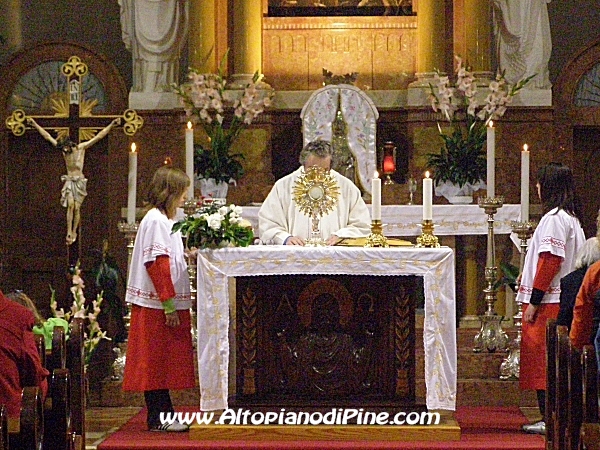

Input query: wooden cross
[4,56,143,259]
[5,56,143,142]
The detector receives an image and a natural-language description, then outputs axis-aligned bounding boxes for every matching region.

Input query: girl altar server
[123,165,194,432]
[518,162,585,435]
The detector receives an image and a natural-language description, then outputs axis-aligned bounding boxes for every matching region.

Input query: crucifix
[5,56,143,249]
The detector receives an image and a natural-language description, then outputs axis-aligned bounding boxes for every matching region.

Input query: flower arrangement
[426,56,531,190]
[50,264,109,366]
[172,203,254,249]
[172,55,274,184]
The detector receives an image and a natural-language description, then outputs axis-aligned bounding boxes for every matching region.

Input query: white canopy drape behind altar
[196,246,456,412]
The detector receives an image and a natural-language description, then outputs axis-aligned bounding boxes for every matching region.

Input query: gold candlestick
[117,221,139,341]
[364,220,389,248]
[499,220,536,379]
[473,196,509,353]
[416,219,440,248]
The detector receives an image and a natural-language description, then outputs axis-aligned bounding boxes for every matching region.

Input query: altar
[196,245,456,412]
[242,204,521,237]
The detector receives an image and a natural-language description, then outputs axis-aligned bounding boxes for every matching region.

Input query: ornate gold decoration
[323,68,359,86]
[61,56,88,78]
[292,166,340,246]
[5,109,27,136]
[473,196,509,354]
[293,166,339,217]
[122,109,144,136]
[416,219,440,248]
[364,220,389,248]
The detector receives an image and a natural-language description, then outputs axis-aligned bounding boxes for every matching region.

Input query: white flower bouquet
[172,203,254,249]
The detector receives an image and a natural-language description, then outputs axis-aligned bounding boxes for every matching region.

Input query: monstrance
[292,166,340,246]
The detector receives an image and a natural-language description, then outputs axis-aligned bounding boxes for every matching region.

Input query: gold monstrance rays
[292,166,340,246]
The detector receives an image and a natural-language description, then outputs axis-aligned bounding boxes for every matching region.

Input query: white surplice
[258,167,371,245]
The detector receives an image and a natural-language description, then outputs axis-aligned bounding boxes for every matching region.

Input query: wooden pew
[580,345,600,450]
[34,334,45,369]
[0,405,8,450]
[566,337,582,450]
[545,318,557,450]
[553,325,570,450]
[66,318,85,450]
[8,387,44,450]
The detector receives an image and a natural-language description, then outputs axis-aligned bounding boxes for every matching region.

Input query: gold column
[189,0,228,73]
[407,0,447,105]
[454,0,492,74]
[231,0,263,86]
[414,0,446,74]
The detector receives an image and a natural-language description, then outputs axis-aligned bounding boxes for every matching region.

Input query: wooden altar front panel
[234,274,417,407]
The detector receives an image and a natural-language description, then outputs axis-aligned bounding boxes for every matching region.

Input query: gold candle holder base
[117,221,139,337]
[383,174,395,185]
[416,219,440,248]
[183,198,203,217]
[364,220,389,248]
[498,220,537,379]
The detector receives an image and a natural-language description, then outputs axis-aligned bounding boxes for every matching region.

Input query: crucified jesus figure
[27,117,121,245]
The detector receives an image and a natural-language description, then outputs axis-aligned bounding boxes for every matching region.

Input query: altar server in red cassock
[517,162,585,435]
[123,166,195,432]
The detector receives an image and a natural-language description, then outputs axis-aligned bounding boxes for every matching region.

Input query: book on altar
[335,237,414,247]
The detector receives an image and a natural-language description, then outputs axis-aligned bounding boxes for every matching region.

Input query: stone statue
[118,0,189,93]
[27,117,121,245]
[491,0,552,89]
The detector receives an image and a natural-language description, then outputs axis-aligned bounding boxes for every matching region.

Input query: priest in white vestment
[259,140,371,245]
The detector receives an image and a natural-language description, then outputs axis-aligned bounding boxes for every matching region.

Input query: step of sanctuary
[93,327,537,408]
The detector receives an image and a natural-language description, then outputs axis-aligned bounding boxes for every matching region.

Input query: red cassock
[122,305,196,391]
[0,291,49,418]
[520,303,559,391]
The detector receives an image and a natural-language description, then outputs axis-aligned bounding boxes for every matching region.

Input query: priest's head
[299,140,333,171]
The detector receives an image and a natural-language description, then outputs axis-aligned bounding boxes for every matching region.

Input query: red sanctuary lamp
[382,141,396,185]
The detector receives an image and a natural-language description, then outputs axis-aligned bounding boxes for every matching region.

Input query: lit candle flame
[425,171,430,178]
[374,171,379,179]
[187,121,192,130]
[130,143,136,153]
[488,120,494,128]
[523,144,529,152]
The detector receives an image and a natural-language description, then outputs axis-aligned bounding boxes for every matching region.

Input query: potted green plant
[173,53,274,200]
[426,56,531,203]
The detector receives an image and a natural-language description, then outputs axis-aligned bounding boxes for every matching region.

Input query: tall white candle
[486,121,495,198]
[521,144,530,222]
[127,143,137,224]
[372,172,381,221]
[423,171,433,220]
[185,121,194,198]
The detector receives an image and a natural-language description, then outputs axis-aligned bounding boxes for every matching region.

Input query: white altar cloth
[196,246,456,412]
[242,204,520,237]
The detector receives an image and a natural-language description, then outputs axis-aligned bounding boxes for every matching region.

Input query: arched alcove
[0,42,129,308]
[554,38,600,236]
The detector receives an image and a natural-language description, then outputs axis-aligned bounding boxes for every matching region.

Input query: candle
[127,143,137,224]
[185,121,194,198]
[423,171,433,220]
[521,144,530,222]
[372,172,381,221]
[486,121,495,198]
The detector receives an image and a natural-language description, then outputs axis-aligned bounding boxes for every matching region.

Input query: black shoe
[522,420,545,435]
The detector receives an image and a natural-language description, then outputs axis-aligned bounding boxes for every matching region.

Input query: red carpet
[98,406,545,450]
